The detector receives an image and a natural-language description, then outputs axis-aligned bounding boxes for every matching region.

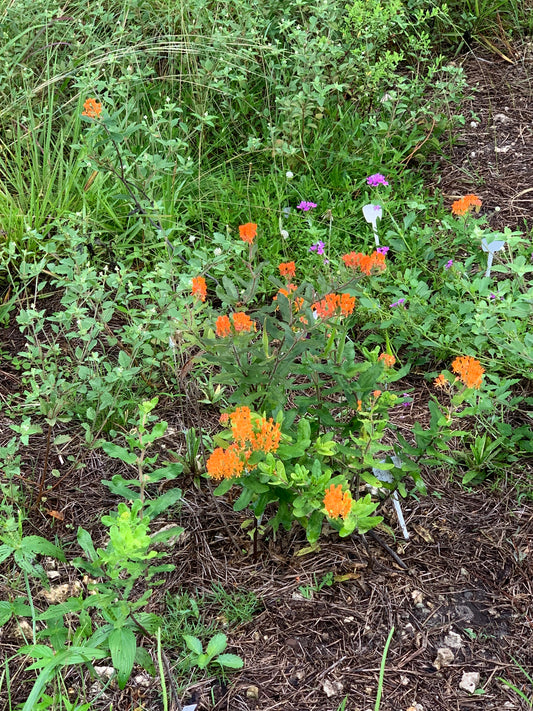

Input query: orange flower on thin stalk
[339,293,356,316]
[278,261,296,279]
[312,293,355,319]
[378,353,396,368]
[191,276,207,302]
[229,406,281,454]
[273,283,297,302]
[451,355,485,389]
[324,484,352,520]
[232,312,256,333]
[215,315,231,337]
[434,373,448,389]
[239,222,257,243]
[342,250,386,275]
[451,194,482,216]
[82,98,103,119]
[206,445,245,480]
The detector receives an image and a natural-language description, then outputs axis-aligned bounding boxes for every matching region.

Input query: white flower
[285,171,294,180]
[214,247,223,256]
[280,230,289,239]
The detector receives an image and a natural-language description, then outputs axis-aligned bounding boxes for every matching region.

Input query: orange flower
[324,484,352,520]
[356,399,362,412]
[206,445,245,480]
[373,390,382,399]
[451,194,482,216]
[239,223,257,243]
[434,373,447,389]
[312,293,355,319]
[451,355,485,389]
[378,353,396,368]
[232,312,256,333]
[229,406,281,454]
[273,283,297,302]
[216,315,231,337]
[192,276,207,302]
[278,261,296,279]
[342,250,386,275]
[82,98,103,119]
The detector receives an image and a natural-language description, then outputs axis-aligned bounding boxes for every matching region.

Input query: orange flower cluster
[278,261,296,279]
[323,484,352,520]
[273,283,297,301]
[239,222,257,243]
[216,312,256,336]
[451,194,482,216]
[451,355,485,389]
[206,407,281,480]
[206,445,245,480]
[82,98,103,119]
[192,276,207,302]
[342,250,386,275]
[378,353,396,368]
[312,292,355,319]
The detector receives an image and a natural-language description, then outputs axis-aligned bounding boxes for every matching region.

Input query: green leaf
[100,442,137,465]
[0,544,14,564]
[213,479,233,496]
[76,527,96,560]
[216,653,243,669]
[53,434,72,446]
[206,633,227,659]
[183,635,203,655]
[135,645,156,676]
[109,627,136,689]
[144,489,182,518]
[21,536,65,561]
[0,601,12,626]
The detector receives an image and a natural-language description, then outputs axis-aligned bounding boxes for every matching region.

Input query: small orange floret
[378,353,396,368]
[239,222,257,243]
[229,406,281,454]
[273,283,297,302]
[278,261,296,279]
[324,484,352,520]
[215,314,232,337]
[339,292,356,316]
[192,276,207,302]
[451,194,482,216]
[451,355,485,389]
[232,312,256,333]
[82,98,102,119]
[373,390,382,399]
[206,445,245,480]
[434,373,447,389]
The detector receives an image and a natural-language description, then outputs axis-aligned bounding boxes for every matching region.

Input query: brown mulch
[428,40,533,233]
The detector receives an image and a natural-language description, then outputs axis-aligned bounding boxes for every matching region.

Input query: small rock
[400,675,409,686]
[246,685,259,700]
[12,619,33,640]
[40,581,83,604]
[433,647,454,670]
[493,113,511,124]
[459,671,480,693]
[133,672,151,688]
[411,590,424,605]
[407,705,424,711]
[323,678,343,697]
[444,631,463,649]
[94,666,115,681]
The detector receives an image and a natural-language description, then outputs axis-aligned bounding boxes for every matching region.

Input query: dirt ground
[0,40,532,711]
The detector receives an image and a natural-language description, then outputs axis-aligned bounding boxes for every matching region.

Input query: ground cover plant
[0,0,532,709]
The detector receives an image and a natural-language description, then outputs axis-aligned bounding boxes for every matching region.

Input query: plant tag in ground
[362,203,382,245]
[372,456,410,540]
[481,238,505,278]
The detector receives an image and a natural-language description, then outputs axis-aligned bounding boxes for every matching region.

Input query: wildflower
[445,259,453,270]
[373,390,382,399]
[206,445,245,480]
[297,201,317,211]
[390,298,406,308]
[286,171,294,180]
[213,247,223,256]
[378,353,396,368]
[309,240,325,255]
[82,98,102,119]
[312,293,355,320]
[451,355,485,389]
[231,312,255,333]
[229,406,281,454]
[434,373,447,389]
[376,246,389,255]
[357,400,362,412]
[273,283,297,304]
[451,194,482,216]
[339,293,356,316]
[279,261,296,279]
[191,276,207,302]
[342,250,386,275]
[324,484,352,520]
[367,173,389,187]
[215,315,231,337]
[239,222,257,243]
[280,229,289,239]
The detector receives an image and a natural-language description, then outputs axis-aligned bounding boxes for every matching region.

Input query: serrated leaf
[21,536,65,561]
[0,544,13,564]
[206,633,227,659]
[215,653,243,669]
[0,601,12,626]
[183,635,203,655]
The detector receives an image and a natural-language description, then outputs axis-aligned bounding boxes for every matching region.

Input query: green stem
[374,626,394,711]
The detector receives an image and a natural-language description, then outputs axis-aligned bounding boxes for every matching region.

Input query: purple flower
[390,298,406,308]
[297,201,317,212]
[367,174,389,187]
[489,293,496,299]
[309,240,325,255]
[377,246,389,255]
[374,204,382,210]
[445,259,453,270]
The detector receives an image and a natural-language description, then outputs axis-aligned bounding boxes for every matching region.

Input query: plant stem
[374,626,394,711]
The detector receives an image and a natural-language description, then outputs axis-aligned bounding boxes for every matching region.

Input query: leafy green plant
[298,572,334,599]
[182,633,243,671]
